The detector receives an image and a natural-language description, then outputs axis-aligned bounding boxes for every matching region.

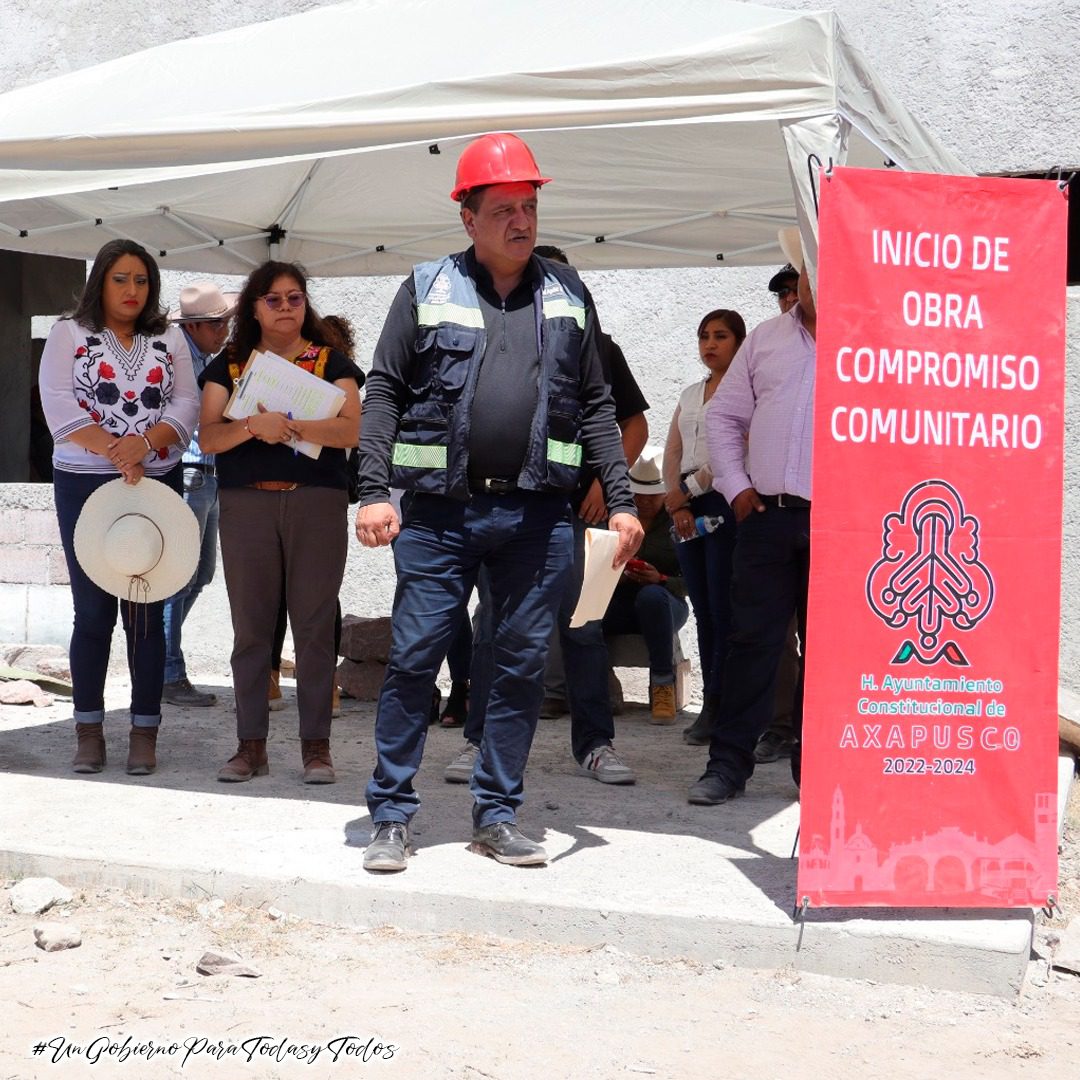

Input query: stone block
[339,615,393,663]
[24,510,61,545]
[0,516,24,544]
[10,876,72,915]
[0,583,27,640]
[26,585,73,646]
[1,644,70,680]
[0,547,48,584]
[1060,686,1080,753]
[48,550,70,585]
[336,658,387,702]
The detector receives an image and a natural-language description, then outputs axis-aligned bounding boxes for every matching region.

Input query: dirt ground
[1,779,1078,1080]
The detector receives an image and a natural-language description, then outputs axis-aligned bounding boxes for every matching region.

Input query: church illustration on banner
[799,786,1056,903]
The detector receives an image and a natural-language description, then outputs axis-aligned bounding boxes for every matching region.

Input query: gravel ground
[1,779,1078,1080]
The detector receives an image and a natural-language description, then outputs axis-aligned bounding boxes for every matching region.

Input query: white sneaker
[578,744,636,785]
[444,742,480,784]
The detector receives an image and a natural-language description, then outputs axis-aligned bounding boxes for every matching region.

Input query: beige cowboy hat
[169,281,239,323]
[628,445,666,495]
[74,479,200,602]
[778,226,804,274]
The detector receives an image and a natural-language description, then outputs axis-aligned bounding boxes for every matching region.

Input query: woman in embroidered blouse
[662,308,746,746]
[39,239,200,776]
[199,261,363,787]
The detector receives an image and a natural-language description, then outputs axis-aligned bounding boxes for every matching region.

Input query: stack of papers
[224,349,346,459]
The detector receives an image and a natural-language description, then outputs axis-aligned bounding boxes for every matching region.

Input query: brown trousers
[218,485,348,741]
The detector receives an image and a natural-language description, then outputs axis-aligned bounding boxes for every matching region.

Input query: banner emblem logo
[866,479,994,666]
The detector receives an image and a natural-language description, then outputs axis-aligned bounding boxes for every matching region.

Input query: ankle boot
[73,722,106,774]
[683,696,720,745]
[127,726,158,775]
[218,739,269,782]
[301,739,336,784]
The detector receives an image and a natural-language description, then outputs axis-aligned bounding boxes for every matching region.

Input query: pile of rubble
[335,615,393,702]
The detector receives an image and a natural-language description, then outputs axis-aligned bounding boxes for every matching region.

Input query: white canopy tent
[0,0,967,277]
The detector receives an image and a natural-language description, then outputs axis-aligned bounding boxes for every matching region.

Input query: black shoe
[162,678,217,707]
[470,822,548,866]
[754,730,793,763]
[687,773,744,805]
[363,821,409,872]
[682,695,718,745]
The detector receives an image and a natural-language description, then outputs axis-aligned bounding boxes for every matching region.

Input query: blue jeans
[602,583,689,683]
[705,506,809,786]
[163,467,218,682]
[53,466,183,727]
[675,489,736,697]
[366,491,573,828]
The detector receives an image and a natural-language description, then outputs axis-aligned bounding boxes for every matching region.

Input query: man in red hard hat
[356,132,643,872]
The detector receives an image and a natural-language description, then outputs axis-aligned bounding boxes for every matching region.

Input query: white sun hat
[628,445,666,495]
[73,478,200,602]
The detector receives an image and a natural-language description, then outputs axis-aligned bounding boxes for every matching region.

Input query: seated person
[602,446,689,722]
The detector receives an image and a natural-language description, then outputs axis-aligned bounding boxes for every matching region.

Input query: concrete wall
[1,0,1077,688]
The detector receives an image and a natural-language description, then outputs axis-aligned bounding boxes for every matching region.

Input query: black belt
[469,477,519,495]
[185,462,216,475]
[759,493,811,510]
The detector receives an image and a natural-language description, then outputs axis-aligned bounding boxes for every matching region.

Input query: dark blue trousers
[704,505,809,786]
[674,489,736,697]
[366,491,573,828]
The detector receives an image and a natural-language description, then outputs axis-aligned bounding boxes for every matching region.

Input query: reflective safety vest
[391,252,588,500]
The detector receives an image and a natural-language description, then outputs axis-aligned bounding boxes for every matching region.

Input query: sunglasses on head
[259,291,306,310]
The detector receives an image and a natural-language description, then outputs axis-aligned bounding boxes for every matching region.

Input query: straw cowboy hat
[169,281,239,323]
[778,226,804,274]
[628,445,666,495]
[74,479,200,602]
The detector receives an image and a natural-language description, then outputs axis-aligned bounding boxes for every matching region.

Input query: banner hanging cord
[807,154,834,219]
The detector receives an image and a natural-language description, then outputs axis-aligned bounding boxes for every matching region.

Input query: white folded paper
[569,527,622,628]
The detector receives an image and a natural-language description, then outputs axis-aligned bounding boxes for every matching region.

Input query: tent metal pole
[304,225,462,271]
[160,212,261,268]
[10,208,158,238]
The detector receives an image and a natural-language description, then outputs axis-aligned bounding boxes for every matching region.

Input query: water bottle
[670,514,724,543]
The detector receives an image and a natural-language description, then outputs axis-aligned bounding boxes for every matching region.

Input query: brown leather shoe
[126,726,158,775]
[301,739,336,784]
[217,739,269,783]
[73,722,106,774]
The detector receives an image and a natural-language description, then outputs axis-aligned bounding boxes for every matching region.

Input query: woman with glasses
[39,238,200,776]
[663,308,746,745]
[198,261,364,785]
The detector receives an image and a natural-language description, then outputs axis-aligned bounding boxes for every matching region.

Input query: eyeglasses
[775,287,797,300]
[259,291,306,310]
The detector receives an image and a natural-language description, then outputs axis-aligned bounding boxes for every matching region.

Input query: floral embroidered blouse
[39,319,200,475]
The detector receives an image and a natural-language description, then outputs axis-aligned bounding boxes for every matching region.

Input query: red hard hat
[450,132,552,202]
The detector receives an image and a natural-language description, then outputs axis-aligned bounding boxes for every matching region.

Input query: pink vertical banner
[798,167,1066,907]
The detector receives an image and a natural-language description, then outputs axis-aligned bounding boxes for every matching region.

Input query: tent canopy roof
[0,0,967,275]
